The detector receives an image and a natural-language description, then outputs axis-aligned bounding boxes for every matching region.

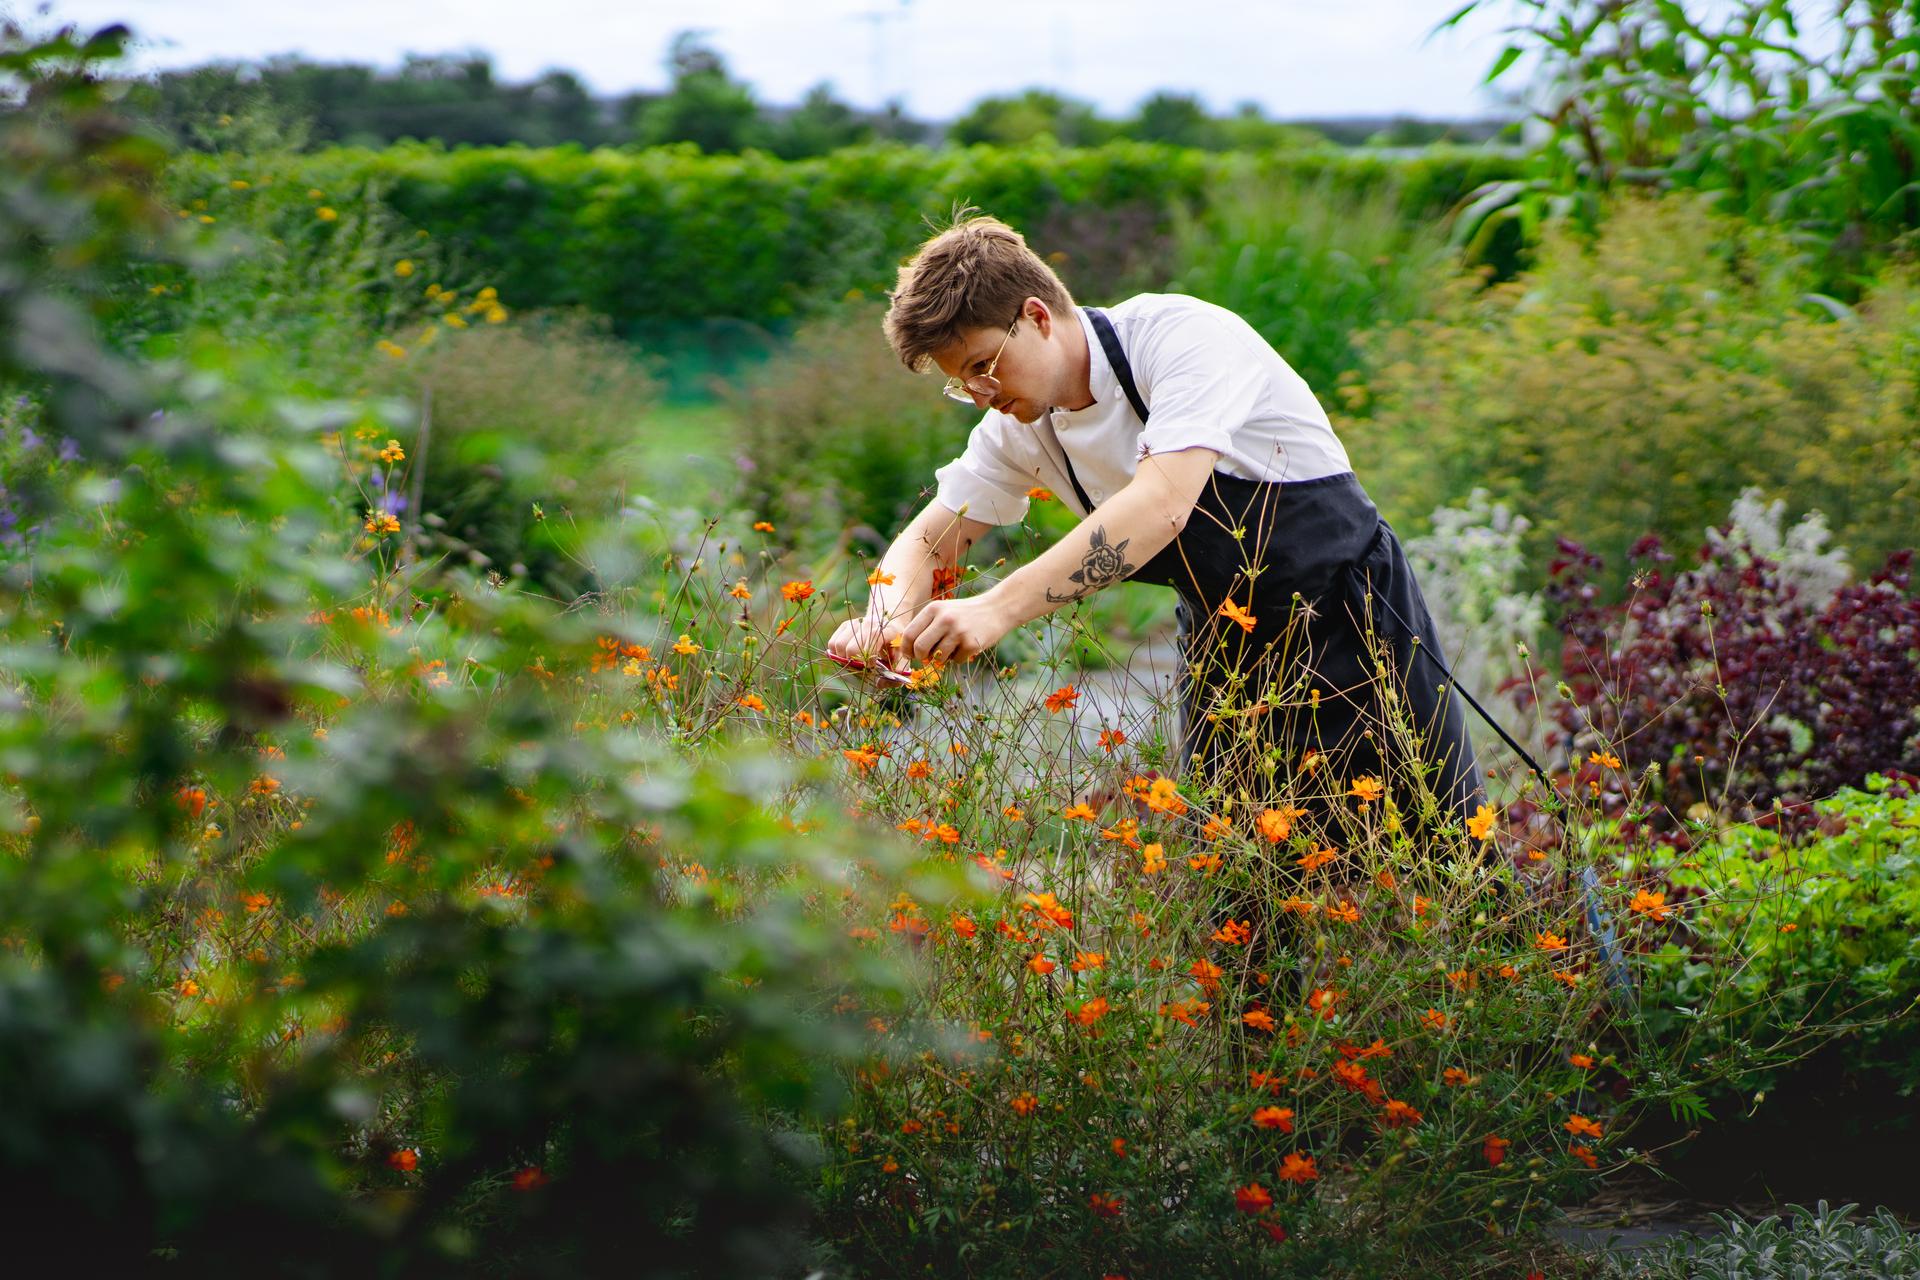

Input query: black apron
[1059,308,1482,821]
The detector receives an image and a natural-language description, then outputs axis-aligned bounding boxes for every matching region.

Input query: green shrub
[159,141,1524,339]
[1602,1201,1920,1280]
[1342,195,1920,578]
[1630,777,1920,1102]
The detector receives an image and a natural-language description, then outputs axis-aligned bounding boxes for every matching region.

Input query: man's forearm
[984,479,1187,630]
[867,502,977,625]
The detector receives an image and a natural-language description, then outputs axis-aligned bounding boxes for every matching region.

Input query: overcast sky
[25,0,1530,120]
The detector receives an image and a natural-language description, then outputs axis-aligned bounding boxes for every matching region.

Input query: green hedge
[163,141,1523,340]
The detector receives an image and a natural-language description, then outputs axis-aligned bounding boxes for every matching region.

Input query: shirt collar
[1055,306,1118,420]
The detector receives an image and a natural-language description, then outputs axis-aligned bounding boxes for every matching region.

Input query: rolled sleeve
[932,412,1042,526]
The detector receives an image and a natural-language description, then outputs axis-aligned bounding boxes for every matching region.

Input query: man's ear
[1028,297,1055,338]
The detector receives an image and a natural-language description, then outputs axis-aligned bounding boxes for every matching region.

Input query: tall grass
[1164,169,1454,397]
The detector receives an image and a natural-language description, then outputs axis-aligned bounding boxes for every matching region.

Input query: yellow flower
[197,214,216,224]
[671,634,701,656]
[306,187,324,199]
[1467,802,1497,841]
[442,313,468,329]
[378,439,405,463]
[484,305,508,324]
[394,259,416,277]
[363,510,401,536]
[316,206,338,222]
[376,339,408,359]
[477,285,498,301]
[229,179,250,190]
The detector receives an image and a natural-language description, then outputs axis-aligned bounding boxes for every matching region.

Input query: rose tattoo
[1045,526,1136,603]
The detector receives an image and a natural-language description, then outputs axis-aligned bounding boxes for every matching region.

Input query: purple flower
[58,437,80,463]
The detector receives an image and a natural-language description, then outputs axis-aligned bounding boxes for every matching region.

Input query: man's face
[932,311,1050,424]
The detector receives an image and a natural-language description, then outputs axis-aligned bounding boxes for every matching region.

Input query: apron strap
[1036,307,1147,517]
[1084,307,1152,423]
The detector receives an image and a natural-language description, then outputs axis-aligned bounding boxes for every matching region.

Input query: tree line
[121,30,1513,157]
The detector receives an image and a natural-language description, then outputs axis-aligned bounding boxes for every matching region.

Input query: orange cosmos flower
[1277,1153,1319,1184]
[1569,1053,1595,1069]
[1062,802,1098,822]
[1211,919,1253,946]
[1096,727,1126,753]
[1199,814,1233,840]
[780,579,814,602]
[752,520,775,532]
[1027,486,1055,502]
[1044,685,1079,713]
[866,568,895,585]
[842,747,880,773]
[1551,969,1580,988]
[1257,805,1305,843]
[1629,889,1670,921]
[1306,987,1341,1020]
[1242,1008,1277,1033]
[1188,851,1222,874]
[1467,802,1497,841]
[1323,900,1360,924]
[1535,930,1568,952]
[1235,1183,1273,1214]
[1003,803,1026,820]
[1010,1092,1039,1116]
[1564,1114,1604,1139]
[1189,958,1224,992]
[1251,1105,1294,1131]
[1070,951,1106,972]
[1159,999,1209,1026]
[1442,1067,1472,1087]
[1278,895,1317,916]
[1218,598,1257,633]
[736,693,766,711]
[1111,1137,1128,1158]
[388,1149,419,1172]
[1483,1135,1510,1166]
[728,579,752,599]
[1589,750,1622,769]
[1347,776,1384,803]
[671,634,701,655]
[1380,1099,1423,1128]
[1028,954,1057,975]
[1420,1007,1448,1030]
[1297,846,1339,872]
[949,915,978,940]
[1570,1144,1598,1169]
[1145,777,1188,816]
[1024,892,1075,929]
[1074,997,1110,1027]
[1141,843,1166,874]
[511,1165,548,1191]
[1087,1191,1122,1218]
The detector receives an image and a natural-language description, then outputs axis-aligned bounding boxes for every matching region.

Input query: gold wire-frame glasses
[941,315,1021,405]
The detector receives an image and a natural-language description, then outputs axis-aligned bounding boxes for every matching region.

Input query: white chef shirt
[931,292,1354,524]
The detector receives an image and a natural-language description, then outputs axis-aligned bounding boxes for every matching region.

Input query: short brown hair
[882,208,1075,373]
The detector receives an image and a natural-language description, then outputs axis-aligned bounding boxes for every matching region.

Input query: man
[826,211,1479,821]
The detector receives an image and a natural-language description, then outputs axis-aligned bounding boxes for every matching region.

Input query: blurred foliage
[1342,195,1920,578]
[362,309,664,598]
[0,19,937,1272]
[722,298,968,543]
[153,140,1521,342]
[1165,166,1454,396]
[1448,0,1920,290]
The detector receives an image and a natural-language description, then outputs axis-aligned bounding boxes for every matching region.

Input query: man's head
[883,211,1085,424]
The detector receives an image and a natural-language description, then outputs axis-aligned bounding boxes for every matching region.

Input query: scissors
[826,650,916,686]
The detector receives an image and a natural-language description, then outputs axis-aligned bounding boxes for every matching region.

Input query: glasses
[942,315,1020,405]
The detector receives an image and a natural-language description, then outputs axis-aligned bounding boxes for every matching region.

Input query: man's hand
[826,614,910,678]
[900,594,1015,664]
